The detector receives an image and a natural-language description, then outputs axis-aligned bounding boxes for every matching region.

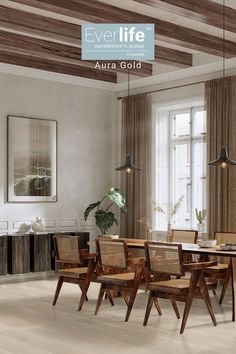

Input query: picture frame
[7,115,57,203]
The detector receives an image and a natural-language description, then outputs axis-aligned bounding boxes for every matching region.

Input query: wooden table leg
[232,258,236,322]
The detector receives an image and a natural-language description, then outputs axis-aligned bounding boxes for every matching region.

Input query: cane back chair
[144,242,217,333]
[203,232,236,305]
[95,239,145,322]
[52,235,96,311]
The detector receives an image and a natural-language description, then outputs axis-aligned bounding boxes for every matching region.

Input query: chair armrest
[127,257,146,266]
[80,252,97,260]
[183,261,217,271]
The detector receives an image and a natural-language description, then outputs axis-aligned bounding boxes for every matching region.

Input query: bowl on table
[220,244,236,251]
[197,240,217,248]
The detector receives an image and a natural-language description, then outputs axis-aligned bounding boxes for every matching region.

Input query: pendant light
[115,153,142,173]
[115,70,142,173]
[208,0,236,168]
[208,146,236,168]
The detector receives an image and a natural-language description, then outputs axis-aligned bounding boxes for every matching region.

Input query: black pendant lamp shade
[208,147,236,168]
[115,154,142,173]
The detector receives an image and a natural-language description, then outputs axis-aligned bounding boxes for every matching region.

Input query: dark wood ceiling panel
[0,6,192,68]
[156,46,192,67]
[0,50,117,83]
[0,5,81,44]
[0,29,153,77]
[10,0,236,57]
[135,0,236,33]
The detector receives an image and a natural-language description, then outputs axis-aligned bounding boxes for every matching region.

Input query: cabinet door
[0,236,8,275]
[31,234,51,272]
[9,235,30,274]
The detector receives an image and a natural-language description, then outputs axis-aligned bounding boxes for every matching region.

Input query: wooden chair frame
[144,241,217,333]
[171,229,198,264]
[95,239,145,321]
[52,235,96,311]
[203,231,236,304]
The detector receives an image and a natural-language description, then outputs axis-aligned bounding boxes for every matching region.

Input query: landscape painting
[7,116,57,202]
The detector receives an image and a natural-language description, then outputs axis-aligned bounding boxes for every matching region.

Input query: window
[154,105,207,231]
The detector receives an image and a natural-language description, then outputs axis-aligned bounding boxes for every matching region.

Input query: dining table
[117,238,236,322]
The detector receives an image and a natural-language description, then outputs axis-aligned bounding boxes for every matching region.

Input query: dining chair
[203,232,236,304]
[171,229,198,264]
[143,241,217,334]
[52,235,96,311]
[94,239,145,321]
[171,229,198,244]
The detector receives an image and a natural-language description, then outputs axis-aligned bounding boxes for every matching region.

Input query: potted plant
[153,195,184,242]
[84,187,127,236]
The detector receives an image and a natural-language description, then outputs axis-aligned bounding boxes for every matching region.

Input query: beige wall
[0,73,117,236]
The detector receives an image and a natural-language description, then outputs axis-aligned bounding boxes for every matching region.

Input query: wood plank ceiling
[0,0,235,84]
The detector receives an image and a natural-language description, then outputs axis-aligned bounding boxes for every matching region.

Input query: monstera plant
[84,187,127,235]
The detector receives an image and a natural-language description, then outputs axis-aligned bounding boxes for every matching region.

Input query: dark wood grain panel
[0,5,81,44]
[0,30,152,77]
[8,235,30,274]
[135,0,236,33]
[0,50,117,83]
[10,0,236,57]
[0,8,192,68]
[0,236,8,276]
[155,46,192,67]
[30,233,51,272]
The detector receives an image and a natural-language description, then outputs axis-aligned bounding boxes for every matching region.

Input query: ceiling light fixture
[208,0,236,168]
[116,70,142,173]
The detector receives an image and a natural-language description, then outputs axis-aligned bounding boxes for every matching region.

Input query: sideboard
[0,231,89,276]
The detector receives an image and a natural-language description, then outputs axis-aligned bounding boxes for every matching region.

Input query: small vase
[197,222,207,240]
[166,223,172,242]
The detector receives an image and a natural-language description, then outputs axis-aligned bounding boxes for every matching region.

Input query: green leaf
[84,201,101,220]
[121,206,128,214]
[95,210,117,234]
[106,187,126,209]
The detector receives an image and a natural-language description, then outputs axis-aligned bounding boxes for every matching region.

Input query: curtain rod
[117,80,206,100]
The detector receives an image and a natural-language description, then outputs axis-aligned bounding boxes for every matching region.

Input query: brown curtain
[119,93,151,239]
[206,76,236,237]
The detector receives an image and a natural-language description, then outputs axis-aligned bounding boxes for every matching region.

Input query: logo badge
[82,23,154,60]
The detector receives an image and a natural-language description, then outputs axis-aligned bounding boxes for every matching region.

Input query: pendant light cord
[223,0,225,79]
[127,69,130,119]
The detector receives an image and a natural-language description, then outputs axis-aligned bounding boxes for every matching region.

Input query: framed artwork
[7,116,57,202]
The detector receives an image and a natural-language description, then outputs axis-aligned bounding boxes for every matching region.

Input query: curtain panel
[206,76,236,237]
[119,93,151,239]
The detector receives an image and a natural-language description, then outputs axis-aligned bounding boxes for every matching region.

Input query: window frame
[153,104,206,231]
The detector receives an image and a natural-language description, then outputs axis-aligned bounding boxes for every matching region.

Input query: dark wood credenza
[0,231,89,276]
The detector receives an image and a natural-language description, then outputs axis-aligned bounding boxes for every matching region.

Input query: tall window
[154,105,207,231]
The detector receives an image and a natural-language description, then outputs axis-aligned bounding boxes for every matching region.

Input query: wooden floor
[0,275,235,354]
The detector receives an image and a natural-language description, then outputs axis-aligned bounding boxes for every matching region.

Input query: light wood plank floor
[0,275,235,354]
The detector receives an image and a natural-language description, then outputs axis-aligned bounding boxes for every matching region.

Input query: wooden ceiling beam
[135,0,236,34]
[9,0,236,57]
[156,46,192,67]
[0,5,81,44]
[0,6,192,67]
[0,29,152,77]
[0,50,117,83]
